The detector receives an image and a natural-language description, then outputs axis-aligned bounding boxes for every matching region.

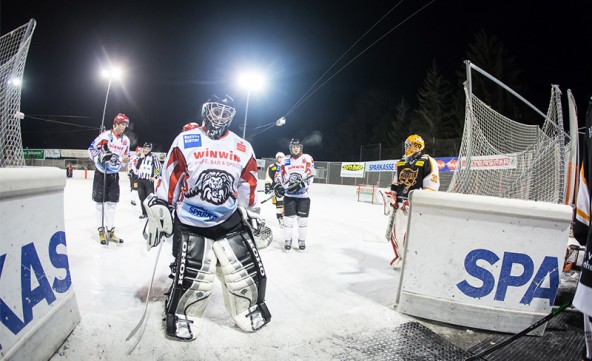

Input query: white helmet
[275,152,285,161]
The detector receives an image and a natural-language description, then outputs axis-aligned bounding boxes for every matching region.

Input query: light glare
[101,67,124,80]
[237,71,266,91]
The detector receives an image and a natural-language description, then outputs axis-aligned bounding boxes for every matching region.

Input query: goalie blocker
[142,194,271,340]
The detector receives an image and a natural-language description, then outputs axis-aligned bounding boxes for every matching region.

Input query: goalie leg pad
[165,232,217,339]
[213,231,271,332]
[389,209,409,269]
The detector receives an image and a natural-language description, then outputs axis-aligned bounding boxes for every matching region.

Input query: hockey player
[274,139,315,250]
[88,113,131,244]
[143,95,271,340]
[136,142,162,219]
[128,146,142,206]
[264,152,285,226]
[386,134,439,268]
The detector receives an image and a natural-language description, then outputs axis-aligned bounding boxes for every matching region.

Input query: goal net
[357,184,383,204]
[448,62,576,204]
[0,20,36,168]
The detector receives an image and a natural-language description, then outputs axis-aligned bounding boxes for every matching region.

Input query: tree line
[326,30,540,162]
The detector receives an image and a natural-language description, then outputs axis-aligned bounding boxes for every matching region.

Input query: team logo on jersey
[399,168,418,192]
[288,173,304,188]
[184,134,202,148]
[184,169,236,205]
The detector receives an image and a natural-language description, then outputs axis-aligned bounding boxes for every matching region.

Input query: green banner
[23,149,45,159]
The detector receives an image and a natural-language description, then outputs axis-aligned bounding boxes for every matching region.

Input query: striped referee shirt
[136,152,162,180]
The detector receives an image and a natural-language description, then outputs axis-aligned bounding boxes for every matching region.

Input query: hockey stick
[465,299,573,361]
[100,140,112,246]
[101,163,108,247]
[125,238,165,354]
[261,175,314,204]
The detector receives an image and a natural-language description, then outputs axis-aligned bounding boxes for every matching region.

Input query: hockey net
[0,20,36,168]
[357,184,383,204]
[448,81,574,204]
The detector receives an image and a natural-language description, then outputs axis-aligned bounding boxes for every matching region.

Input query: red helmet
[183,122,200,131]
[114,113,129,125]
[135,146,142,152]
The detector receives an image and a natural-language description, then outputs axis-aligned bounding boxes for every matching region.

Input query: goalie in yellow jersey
[385,134,440,268]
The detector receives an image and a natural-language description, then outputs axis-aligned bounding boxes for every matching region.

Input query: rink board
[0,167,81,361]
[396,190,571,335]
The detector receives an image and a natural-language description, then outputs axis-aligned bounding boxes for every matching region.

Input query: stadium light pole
[99,67,123,133]
[237,70,266,139]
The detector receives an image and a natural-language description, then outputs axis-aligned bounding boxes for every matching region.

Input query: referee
[136,142,162,219]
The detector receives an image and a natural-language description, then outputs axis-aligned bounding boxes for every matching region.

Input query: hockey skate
[98,227,107,245]
[107,228,124,243]
[131,200,137,206]
[298,240,306,250]
[284,240,292,250]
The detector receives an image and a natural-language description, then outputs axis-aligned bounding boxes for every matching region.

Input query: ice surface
[49,176,462,360]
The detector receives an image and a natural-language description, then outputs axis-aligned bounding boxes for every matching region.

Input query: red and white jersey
[275,153,315,198]
[155,127,258,228]
[88,130,130,174]
[128,154,139,175]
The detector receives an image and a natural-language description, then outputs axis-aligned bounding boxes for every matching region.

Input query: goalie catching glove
[238,206,273,249]
[142,193,173,250]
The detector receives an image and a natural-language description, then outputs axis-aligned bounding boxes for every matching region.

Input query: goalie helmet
[404,134,425,161]
[289,138,302,157]
[201,95,236,140]
[275,152,285,162]
[113,113,129,126]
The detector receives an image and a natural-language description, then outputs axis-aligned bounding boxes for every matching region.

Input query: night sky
[1,1,591,160]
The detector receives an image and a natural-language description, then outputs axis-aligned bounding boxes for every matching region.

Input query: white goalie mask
[201,95,236,140]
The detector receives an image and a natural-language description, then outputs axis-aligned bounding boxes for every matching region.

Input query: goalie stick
[125,238,165,354]
[465,299,573,361]
[261,174,314,204]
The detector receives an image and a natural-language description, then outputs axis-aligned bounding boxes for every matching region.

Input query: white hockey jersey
[155,127,259,228]
[88,130,130,174]
[128,153,139,175]
[275,153,315,198]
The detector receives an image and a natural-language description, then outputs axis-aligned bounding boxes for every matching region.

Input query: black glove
[99,144,113,163]
[288,180,304,192]
[274,183,285,198]
[264,183,272,194]
[100,151,114,163]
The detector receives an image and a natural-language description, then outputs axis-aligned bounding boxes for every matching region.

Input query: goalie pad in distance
[143,193,173,250]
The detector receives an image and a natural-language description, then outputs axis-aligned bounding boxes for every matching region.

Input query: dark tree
[415,60,456,156]
[460,30,532,124]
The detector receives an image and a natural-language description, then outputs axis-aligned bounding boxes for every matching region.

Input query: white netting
[0,20,36,168]
[357,184,382,204]
[448,83,572,204]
